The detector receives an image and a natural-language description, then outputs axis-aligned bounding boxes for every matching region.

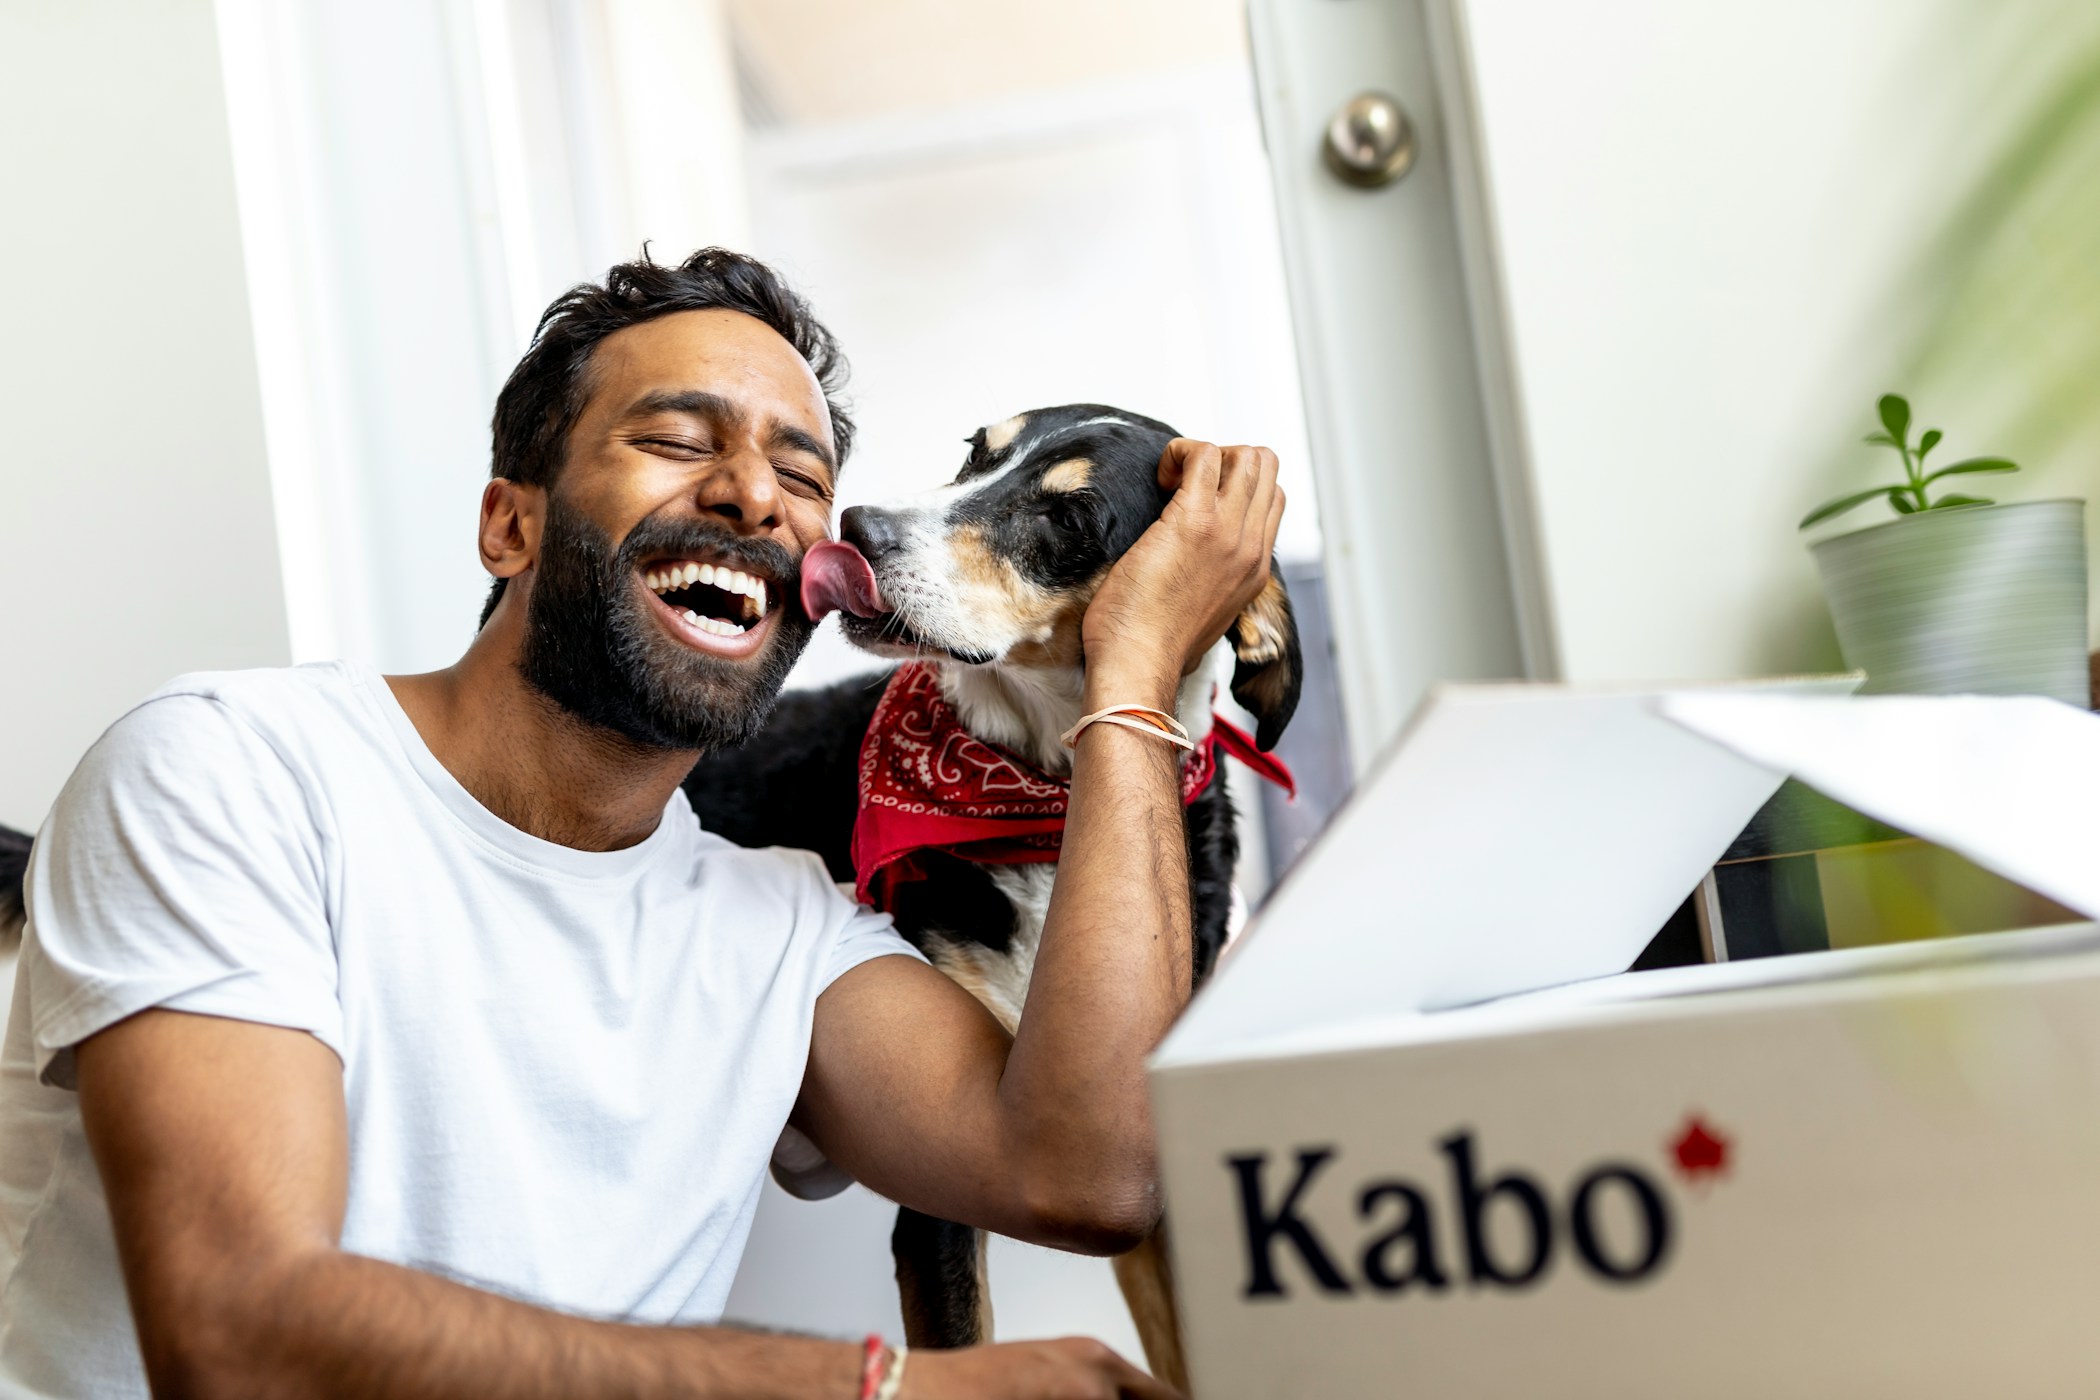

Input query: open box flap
[1155,676,1858,1070]
[1220,918,2100,1065]
[1661,692,2100,920]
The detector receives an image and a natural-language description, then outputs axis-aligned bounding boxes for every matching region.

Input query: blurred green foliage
[1900,3,2100,499]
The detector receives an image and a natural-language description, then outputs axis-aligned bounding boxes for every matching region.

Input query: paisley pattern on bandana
[851,662,1293,910]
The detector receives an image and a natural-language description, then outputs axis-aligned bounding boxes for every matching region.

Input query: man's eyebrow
[624,389,740,423]
[624,389,836,474]
[769,422,838,475]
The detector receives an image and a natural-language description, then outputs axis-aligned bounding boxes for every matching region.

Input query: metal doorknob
[1322,91,1416,188]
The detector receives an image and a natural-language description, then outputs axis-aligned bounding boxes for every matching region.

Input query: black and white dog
[683,404,1300,1385]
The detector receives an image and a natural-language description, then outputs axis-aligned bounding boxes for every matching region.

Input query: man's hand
[1081,439,1285,694]
[907,1338,1182,1399]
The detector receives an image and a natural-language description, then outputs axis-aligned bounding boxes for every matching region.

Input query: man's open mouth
[643,558,772,640]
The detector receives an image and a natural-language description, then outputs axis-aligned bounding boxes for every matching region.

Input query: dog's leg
[892,1208,992,1349]
[1112,1221,1190,1393]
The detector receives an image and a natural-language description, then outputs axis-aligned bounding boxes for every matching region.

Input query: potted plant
[1800,394,2087,705]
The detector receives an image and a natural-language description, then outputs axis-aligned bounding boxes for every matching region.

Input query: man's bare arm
[82,1009,1175,1399]
[78,1009,863,1398]
[796,442,1284,1251]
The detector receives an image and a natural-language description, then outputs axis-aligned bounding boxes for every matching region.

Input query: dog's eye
[1037,499,1083,534]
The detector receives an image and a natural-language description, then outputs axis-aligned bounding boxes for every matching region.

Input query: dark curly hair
[480,247,852,625]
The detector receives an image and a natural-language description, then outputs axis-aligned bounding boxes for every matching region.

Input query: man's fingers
[1156,439,1188,491]
[1158,438,1223,499]
[1223,449,1280,565]
[1044,1338,1185,1400]
[1246,449,1281,541]
[1220,445,1278,517]
[1261,481,1286,559]
[1107,1350,1185,1400]
[1217,445,1255,507]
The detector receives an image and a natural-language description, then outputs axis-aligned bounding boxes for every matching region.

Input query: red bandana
[852,662,1295,911]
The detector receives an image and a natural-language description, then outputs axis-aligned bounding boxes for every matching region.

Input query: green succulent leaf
[1922,456,2019,485]
[1878,393,1912,441]
[1811,400,2014,532]
[1798,485,1910,530]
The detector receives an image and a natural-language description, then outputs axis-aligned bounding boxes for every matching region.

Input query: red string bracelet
[859,1335,889,1400]
[1059,703,1196,752]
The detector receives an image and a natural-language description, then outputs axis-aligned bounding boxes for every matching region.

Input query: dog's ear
[1229,562,1302,751]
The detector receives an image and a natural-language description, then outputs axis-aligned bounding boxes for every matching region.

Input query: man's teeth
[640,561,769,618]
[680,609,748,638]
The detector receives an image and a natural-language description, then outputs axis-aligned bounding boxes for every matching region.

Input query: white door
[1244,0,1537,771]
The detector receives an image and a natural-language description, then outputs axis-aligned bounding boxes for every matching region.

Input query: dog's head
[804,404,1301,750]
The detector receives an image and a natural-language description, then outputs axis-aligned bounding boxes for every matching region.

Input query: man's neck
[385,618,697,853]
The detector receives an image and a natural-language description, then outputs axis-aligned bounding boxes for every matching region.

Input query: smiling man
[0,248,1283,1398]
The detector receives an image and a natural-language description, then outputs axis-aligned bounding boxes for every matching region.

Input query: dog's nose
[840,506,904,563]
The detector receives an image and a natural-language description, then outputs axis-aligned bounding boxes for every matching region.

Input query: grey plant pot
[1811,498,2088,705]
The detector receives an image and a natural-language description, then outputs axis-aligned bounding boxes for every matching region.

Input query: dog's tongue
[800,539,886,620]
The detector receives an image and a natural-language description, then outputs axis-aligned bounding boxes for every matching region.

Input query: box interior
[1156,676,1857,1070]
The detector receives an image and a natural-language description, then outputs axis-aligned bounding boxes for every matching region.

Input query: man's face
[517,308,838,750]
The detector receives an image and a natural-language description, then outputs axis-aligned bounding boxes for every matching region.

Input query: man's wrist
[1081,660,1180,714]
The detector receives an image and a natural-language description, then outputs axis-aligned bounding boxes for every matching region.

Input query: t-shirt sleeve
[809,868,925,992]
[23,693,340,1089]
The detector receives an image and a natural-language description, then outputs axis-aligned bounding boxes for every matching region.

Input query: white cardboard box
[1152,683,2100,1399]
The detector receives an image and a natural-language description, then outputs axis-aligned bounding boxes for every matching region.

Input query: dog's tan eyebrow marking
[950,523,1058,632]
[983,414,1027,452]
[1039,458,1093,494]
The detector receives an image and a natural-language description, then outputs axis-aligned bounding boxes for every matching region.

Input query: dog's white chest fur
[925,864,1056,1035]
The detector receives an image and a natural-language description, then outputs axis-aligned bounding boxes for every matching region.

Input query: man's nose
[694,449,783,533]
[839,506,905,562]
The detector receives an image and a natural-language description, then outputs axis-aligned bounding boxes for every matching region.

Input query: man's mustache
[614,513,801,587]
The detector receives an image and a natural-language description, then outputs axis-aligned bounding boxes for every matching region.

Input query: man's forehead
[591,309,829,434]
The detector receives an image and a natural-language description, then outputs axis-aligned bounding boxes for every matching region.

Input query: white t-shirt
[0,662,919,1398]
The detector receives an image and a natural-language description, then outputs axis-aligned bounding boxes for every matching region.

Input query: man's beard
[519,495,815,751]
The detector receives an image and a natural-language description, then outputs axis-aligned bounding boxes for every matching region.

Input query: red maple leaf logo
[1670,1114,1731,1183]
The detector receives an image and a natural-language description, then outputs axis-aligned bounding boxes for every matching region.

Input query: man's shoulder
[120,661,366,737]
[89,662,374,786]
[687,816,823,880]
[682,817,853,908]
[139,660,363,715]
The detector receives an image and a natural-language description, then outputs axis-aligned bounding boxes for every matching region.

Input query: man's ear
[480,479,544,579]
[1229,562,1302,752]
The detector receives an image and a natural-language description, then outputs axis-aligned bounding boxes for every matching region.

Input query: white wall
[1451,0,2098,682]
[0,0,289,834]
